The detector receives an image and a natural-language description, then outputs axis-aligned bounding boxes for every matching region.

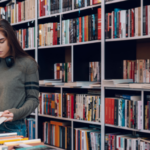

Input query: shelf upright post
[72,0,74,10]
[141,90,144,130]
[71,45,74,82]
[141,0,143,36]
[35,0,38,139]
[60,14,62,45]
[71,120,74,150]
[101,0,105,150]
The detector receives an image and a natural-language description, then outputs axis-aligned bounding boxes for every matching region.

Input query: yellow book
[39,24,42,46]
[59,93,61,117]
[1,138,28,144]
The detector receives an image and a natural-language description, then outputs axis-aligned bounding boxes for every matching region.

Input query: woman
[0,19,39,137]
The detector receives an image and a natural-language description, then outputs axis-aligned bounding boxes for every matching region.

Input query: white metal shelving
[1,0,150,150]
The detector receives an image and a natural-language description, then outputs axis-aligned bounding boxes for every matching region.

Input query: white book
[64,81,97,87]
[121,10,126,38]
[128,9,130,37]
[118,99,122,126]
[103,79,133,86]
[112,11,114,39]
[4,139,41,146]
[135,7,138,37]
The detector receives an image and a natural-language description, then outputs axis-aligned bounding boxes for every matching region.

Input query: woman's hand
[1,110,14,122]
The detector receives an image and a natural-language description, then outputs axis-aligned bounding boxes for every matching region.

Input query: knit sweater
[0,56,39,121]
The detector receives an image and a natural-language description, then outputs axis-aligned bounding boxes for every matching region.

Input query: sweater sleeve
[8,60,39,121]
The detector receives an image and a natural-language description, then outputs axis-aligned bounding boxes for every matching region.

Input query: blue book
[28,120,31,139]
[92,14,95,40]
[114,8,122,38]
[33,120,35,139]
[122,99,125,126]
[82,17,84,42]
[77,18,79,42]
[46,95,48,114]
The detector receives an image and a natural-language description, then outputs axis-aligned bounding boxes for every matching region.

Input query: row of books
[105,95,143,130]
[39,23,60,46]
[105,133,150,150]
[25,118,35,140]
[74,0,101,9]
[5,0,35,24]
[105,7,141,39]
[38,93,61,117]
[89,62,101,82]
[38,0,72,17]
[15,27,35,49]
[54,63,71,82]
[62,8,101,44]
[74,127,101,150]
[63,93,101,122]
[43,121,71,149]
[123,59,150,83]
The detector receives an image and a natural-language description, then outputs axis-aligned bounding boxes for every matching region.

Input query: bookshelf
[2,0,150,149]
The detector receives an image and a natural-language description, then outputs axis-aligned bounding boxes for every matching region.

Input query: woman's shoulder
[16,56,38,74]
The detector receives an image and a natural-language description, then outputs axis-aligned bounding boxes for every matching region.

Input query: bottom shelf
[45,144,65,150]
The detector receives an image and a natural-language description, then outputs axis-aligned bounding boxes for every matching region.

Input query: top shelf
[105,0,128,5]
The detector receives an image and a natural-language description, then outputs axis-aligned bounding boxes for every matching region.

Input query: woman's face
[0,31,10,58]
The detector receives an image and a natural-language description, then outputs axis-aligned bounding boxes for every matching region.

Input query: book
[103,79,133,86]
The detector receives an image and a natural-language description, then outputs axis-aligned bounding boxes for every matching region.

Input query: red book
[53,23,55,45]
[105,98,108,124]
[55,23,57,45]
[98,8,101,40]
[108,98,111,124]
[84,16,86,41]
[119,11,121,38]
[19,2,21,22]
[119,137,121,148]
[71,94,74,119]
[113,11,115,38]
[41,0,45,16]
[111,98,114,125]
[79,17,82,42]
[146,6,148,35]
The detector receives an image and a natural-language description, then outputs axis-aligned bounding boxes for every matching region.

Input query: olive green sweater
[0,56,39,121]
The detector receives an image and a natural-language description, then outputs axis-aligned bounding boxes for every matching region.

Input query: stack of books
[15,27,35,49]
[105,95,143,129]
[38,23,60,46]
[43,121,71,149]
[62,8,101,44]
[105,133,150,150]
[74,127,101,150]
[123,59,150,83]
[62,92,101,122]
[38,92,62,117]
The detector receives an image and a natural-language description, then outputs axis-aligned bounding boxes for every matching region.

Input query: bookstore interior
[1,0,150,149]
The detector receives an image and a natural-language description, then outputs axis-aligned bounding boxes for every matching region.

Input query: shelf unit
[1,0,150,150]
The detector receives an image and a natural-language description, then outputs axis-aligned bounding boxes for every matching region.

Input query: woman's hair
[0,19,36,62]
